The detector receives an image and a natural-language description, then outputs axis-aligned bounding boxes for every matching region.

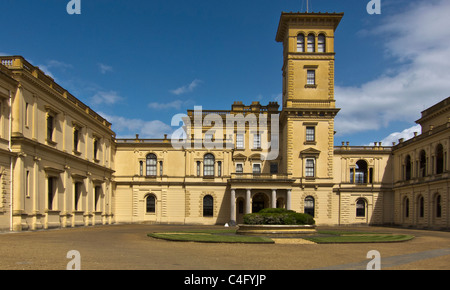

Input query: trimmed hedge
[243,208,315,225]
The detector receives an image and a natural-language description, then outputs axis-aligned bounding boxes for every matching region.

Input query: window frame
[305,126,315,142]
[253,133,261,150]
[305,158,315,178]
[356,198,366,218]
[146,194,156,214]
[203,195,214,217]
[307,34,315,52]
[252,162,261,175]
[307,70,316,86]
[203,153,215,177]
[146,153,157,176]
[297,34,305,52]
[235,163,244,174]
[304,196,315,217]
[236,134,244,149]
[317,34,326,53]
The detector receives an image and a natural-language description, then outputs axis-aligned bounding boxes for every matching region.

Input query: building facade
[0,12,448,231]
[0,56,115,231]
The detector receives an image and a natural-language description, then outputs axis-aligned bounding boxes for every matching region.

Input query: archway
[252,193,268,213]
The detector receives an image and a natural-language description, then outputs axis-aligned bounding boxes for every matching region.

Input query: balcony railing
[230,172,292,180]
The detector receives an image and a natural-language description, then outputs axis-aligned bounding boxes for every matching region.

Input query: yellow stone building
[0,12,448,231]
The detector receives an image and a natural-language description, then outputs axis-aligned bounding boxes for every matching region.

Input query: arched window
[307,34,315,52]
[146,195,156,213]
[203,195,214,217]
[436,144,444,174]
[297,34,305,52]
[203,154,215,177]
[304,196,315,217]
[146,154,157,176]
[419,150,427,177]
[418,196,424,218]
[356,199,366,217]
[435,194,442,218]
[404,197,410,218]
[318,34,326,52]
[355,160,368,184]
[405,155,412,180]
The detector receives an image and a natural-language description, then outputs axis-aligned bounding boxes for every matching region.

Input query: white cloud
[99,113,173,139]
[170,79,202,95]
[335,0,450,137]
[98,63,113,74]
[36,59,73,79]
[148,99,193,110]
[369,124,422,146]
[91,91,123,105]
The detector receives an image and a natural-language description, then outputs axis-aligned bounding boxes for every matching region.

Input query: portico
[228,177,294,225]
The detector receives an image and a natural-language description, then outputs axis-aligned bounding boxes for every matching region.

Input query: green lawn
[148,229,414,244]
[148,230,274,244]
[304,230,415,244]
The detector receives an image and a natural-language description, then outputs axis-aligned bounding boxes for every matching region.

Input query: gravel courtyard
[0,224,449,270]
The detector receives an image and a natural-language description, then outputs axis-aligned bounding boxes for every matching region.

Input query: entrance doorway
[252,193,268,213]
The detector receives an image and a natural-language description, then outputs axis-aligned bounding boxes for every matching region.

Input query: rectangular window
[307,70,316,85]
[94,186,101,211]
[47,115,54,141]
[236,163,243,173]
[93,139,99,160]
[306,127,315,142]
[270,163,278,174]
[48,177,55,210]
[159,161,163,176]
[25,103,29,127]
[253,163,261,174]
[73,128,79,152]
[74,182,81,211]
[253,134,261,149]
[217,161,222,177]
[236,134,244,149]
[25,170,30,198]
[305,159,315,177]
[197,161,201,177]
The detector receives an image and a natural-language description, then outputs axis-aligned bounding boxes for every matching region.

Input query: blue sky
[2,0,450,146]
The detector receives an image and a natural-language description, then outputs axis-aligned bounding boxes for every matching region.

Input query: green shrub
[243,208,315,225]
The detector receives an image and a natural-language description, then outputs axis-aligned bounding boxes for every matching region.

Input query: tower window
[318,34,326,52]
[297,34,305,52]
[305,159,315,177]
[307,34,315,52]
[307,70,316,85]
[306,127,315,142]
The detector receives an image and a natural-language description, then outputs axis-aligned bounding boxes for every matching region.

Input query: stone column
[271,189,277,208]
[230,188,236,226]
[246,189,251,214]
[287,189,292,210]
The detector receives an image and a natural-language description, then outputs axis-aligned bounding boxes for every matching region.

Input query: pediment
[300,148,321,157]
[232,153,247,161]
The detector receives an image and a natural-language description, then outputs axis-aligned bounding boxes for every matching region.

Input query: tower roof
[275,12,344,42]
